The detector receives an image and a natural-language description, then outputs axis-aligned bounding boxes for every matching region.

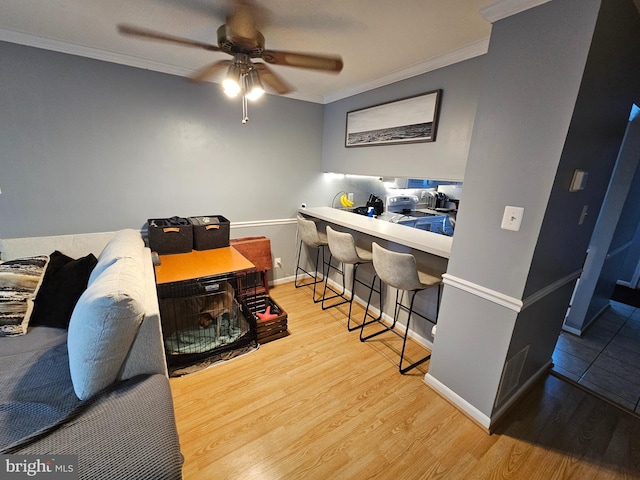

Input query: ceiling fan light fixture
[223,64,242,97]
[119,5,344,125]
[244,68,264,101]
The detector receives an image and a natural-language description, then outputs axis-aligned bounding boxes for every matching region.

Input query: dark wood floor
[170,282,640,479]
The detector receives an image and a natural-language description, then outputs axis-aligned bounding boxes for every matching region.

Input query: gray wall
[526,0,640,298]
[321,56,485,181]
[444,1,597,299]
[430,0,640,424]
[0,41,324,239]
[513,0,640,383]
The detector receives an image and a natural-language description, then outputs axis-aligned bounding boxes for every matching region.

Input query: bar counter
[298,207,453,259]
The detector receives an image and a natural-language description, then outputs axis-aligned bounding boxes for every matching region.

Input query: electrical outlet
[347,192,354,202]
[274,257,282,268]
[501,206,524,232]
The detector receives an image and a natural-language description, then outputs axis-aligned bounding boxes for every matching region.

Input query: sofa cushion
[0,256,49,336]
[89,229,145,284]
[31,251,98,329]
[68,256,145,400]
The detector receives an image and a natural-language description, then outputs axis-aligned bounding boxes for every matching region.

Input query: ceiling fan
[117,0,343,123]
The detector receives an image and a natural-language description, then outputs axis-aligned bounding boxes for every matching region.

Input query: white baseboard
[272,275,296,287]
[561,324,582,336]
[423,373,492,432]
[491,360,551,425]
[424,360,552,433]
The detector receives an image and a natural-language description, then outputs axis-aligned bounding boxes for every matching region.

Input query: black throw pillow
[31,250,98,329]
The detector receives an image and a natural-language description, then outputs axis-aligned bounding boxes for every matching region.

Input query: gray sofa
[0,230,183,479]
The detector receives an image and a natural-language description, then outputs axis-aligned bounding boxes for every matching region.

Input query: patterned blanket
[0,326,183,479]
[0,256,49,336]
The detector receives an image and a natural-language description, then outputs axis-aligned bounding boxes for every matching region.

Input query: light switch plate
[569,170,589,192]
[579,205,588,225]
[501,206,524,232]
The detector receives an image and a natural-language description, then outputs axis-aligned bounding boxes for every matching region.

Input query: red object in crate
[257,306,278,320]
[247,295,288,344]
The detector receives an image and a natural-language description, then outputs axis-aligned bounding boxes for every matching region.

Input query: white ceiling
[0,0,504,103]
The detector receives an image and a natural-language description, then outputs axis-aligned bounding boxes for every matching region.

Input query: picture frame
[345,89,442,147]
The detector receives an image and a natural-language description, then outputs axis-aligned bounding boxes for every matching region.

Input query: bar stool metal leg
[322,226,377,332]
[322,256,370,331]
[360,242,443,374]
[295,241,328,303]
[399,291,430,374]
[360,274,384,336]
[295,215,330,303]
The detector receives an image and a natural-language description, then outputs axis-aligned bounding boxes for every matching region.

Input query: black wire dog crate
[156,271,257,372]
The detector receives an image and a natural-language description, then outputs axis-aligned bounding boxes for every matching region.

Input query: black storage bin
[189,215,230,250]
[147,217,193,255]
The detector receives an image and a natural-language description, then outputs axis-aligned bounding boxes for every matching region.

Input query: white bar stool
[360,242,442,374]
[295,215,330,303]
[322,226,381,331]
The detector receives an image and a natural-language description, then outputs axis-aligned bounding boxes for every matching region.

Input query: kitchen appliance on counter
[366,194,384,216]
[385,194,454,236]
[424,191,453,210]
[352,193,385,216]
[385,195,432,217]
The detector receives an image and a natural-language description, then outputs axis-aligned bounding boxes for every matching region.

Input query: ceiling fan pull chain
[242,93,249,124]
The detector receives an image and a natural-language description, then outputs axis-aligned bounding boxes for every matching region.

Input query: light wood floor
[170,282,640,479]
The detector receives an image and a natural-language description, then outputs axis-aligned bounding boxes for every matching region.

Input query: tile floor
[552,301,640,414]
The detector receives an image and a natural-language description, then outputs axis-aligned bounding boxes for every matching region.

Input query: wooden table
[154,247,256,285]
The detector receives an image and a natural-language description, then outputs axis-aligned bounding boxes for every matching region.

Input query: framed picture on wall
[345,89,442,147]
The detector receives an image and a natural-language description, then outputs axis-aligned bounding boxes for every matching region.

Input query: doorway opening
[552,104,640,415]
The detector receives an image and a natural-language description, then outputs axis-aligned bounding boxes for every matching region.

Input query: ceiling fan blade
[254,63,294,95]
[117,24,221,52]
[189,60,233,83]
[261,50,343,73]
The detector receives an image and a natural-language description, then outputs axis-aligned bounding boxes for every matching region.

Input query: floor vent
[495,344,529,407]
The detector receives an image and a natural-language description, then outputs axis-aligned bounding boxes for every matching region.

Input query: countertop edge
[299,207,452,259]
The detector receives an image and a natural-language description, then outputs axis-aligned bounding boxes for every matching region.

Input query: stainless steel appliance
[385,194,431,217]
[385,194,453,235]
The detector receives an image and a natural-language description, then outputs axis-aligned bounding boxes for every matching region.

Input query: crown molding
[0,27,490,105]
[323,37,490,104]
[0,28,195,78]
[0,28,327,104]
[480,0,552,23]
